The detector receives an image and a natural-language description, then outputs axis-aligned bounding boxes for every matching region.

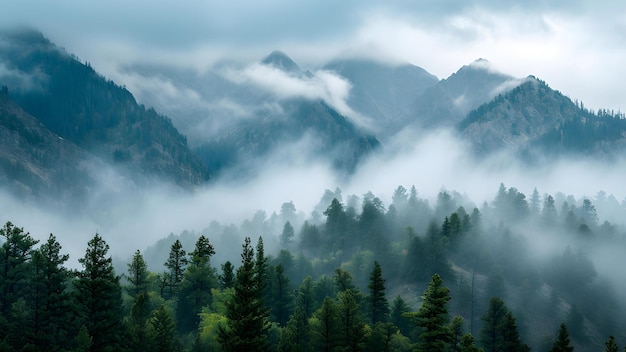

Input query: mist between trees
[1,181,626,351]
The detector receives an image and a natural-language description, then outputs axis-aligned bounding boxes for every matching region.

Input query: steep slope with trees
[0,29,210,188]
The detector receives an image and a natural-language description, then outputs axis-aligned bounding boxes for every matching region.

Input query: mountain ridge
[0,28,211,190]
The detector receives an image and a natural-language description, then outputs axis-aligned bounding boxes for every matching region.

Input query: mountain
[0,29,210,189]
[261,50,302,73]
[194,97,380,175]
[459,77,626,158]
[0,88,100,202]
[122,51,381,176]
[323,59,439,135]
[403,59,516,128]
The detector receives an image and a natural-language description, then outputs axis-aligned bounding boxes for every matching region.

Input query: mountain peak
[261,50,301,73]
[467,58,495,71]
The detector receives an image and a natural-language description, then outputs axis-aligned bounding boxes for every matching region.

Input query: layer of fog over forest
[2,116,626,272]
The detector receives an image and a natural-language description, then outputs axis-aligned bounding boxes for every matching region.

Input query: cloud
[223,63,373,130]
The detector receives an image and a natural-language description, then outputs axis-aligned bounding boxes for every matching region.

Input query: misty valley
[2,28,626,352]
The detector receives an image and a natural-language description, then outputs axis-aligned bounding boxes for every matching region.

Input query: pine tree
[480,297,528,352]
[549,323,574,352]
[128,293,154,351]
[31,234,73,350]
[127,249,149,297]
[271,263,293,327]
[218,237,270,351]
[459,333,481,352]
[337,289,366,351]
[280,221,295,248]
[164,239,187,300]
[219,261,235,289]
[311,297,340,352]
[368,261,390,324]
[74,233,124,352]
[605,336,619,352]
[177,235,217,333]
[390,295,412,336]
[407,273,451,352]
[449,316,465,352]
[151,304,176,352]
[0,221,38,334]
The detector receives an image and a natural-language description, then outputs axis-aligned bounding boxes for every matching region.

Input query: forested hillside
[2,182,624,351]
[0,29,210,188]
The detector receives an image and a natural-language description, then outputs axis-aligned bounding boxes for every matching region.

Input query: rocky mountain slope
[0,29,210,189]
[459,77,626,158]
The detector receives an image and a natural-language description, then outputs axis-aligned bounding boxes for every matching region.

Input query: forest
[1,182,626,351]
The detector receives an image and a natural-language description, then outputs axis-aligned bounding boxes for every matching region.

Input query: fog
[2,123,625,271]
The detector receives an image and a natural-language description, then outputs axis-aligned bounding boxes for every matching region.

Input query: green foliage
[368,261,390,324]
[176,235,217,333]
[480,298,528,352]
[549,323,574,352]
[151,304,177,352]
[337,289,367,350]
[127,249,149,297]
[310,297,340,351]
[406,273,452,352]
[74,233,124,352]
[219,260,235,289]
[164,239,188,300]
[218,237,271,351]
[390,296,412,337]
[605,336,619,352]
[271,263,294,327]
[280,221,295,247]
[30,234,73,350]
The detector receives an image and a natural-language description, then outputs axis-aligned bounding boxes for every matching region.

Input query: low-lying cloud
[2,125,626,270]
[223,63,373,130]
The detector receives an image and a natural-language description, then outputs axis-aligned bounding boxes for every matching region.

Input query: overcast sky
[2,0,625,112]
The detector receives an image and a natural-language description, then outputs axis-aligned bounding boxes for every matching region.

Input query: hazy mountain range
[1,28,625,202]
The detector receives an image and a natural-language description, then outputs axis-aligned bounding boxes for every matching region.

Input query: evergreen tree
[368,261,390,324]
[151,304,176,352]
[501,311,529,352]
[74,233,124,352]
[271,263,293,327]
[337,289,366,351]
[31,234,73,351]
[311,297,340,352]
[542,194,558,225]
[549,323,574,352]
[73,325,93,352]
[424,222,453,280]
[406,273,451,352]
[177,235,217,333]
[459,333,481,352]
[164,239,187,300]
[605,336,619,352]
[280,221,295,248]
[0,221,38,332]
[219,261,235,289]
[128,293,154,351]
[256,236,271,308]
[218,237,270,351]
[390,295,412,337]
[365,321,397,352]
[480,298,528,352]
[279,306,310,352]
[529,188,541,217]
[279,276,315,351]
[449,316,465,352]
[127,249,149,297]
[334,267,357,294]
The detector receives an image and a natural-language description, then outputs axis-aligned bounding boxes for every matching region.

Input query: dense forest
[1,182,626,351]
